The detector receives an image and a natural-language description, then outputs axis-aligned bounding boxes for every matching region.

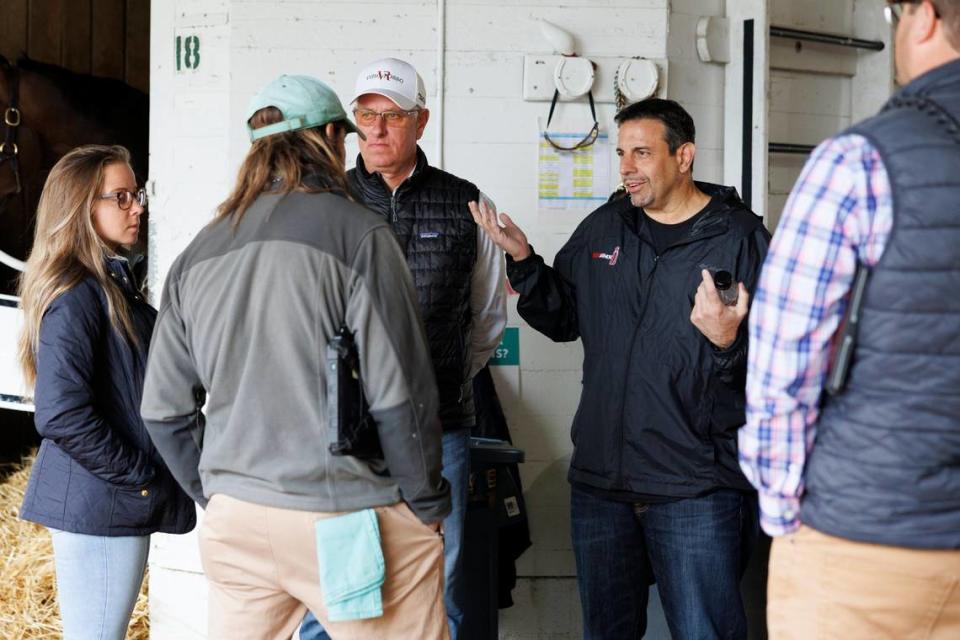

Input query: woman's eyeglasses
[99,188,147,211]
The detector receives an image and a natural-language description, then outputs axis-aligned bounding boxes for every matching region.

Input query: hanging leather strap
[544,88,600,151]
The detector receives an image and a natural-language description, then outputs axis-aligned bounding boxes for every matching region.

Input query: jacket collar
[105,254,142,294]
[353,145,429,198]
[895,56,960,99]
[267,171,350,198]
[619,181,743,249]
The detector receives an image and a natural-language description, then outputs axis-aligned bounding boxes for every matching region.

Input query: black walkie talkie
[825,265,871,396]
[326,326,383,460]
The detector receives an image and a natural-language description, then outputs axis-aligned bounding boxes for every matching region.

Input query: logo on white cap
[373,70,401,82]
[353,58,426,111]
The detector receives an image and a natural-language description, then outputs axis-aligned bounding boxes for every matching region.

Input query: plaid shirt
[739,134,893,536]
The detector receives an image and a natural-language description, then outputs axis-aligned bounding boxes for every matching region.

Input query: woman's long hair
[17,145,138,389]
[216,107,352,224]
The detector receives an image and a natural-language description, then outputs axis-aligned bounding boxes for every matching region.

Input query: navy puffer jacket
[19,258,195,536]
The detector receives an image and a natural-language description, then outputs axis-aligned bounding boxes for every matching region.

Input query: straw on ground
[0,456,149,639]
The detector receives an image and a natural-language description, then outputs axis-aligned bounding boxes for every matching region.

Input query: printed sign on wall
[538,131,613,210]
[489,327,519,367]
[175,35,201,72]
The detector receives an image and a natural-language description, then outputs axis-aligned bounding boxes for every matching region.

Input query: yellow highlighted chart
[538,132,612,210]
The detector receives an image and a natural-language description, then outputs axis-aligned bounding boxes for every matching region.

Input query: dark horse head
[0,54,148,294]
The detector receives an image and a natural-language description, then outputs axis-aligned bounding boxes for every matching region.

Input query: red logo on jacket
[591,246,620,266]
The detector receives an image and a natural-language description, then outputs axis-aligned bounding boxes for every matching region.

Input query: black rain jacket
[507,182,770,498]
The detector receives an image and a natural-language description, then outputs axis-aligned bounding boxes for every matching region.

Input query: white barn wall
[767,0,855,230]
[147,1,230,637]
[148,1,679,637]
[766,0,892,231]
[148,0,232,294]
[147,1,894,637]
[667,0,726,185]
[852,0,895,120]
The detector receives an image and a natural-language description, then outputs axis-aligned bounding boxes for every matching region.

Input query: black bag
[825,264,870,396]
[326,326,383,460]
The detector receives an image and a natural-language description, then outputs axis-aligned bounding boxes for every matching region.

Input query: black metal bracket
[742,19,754,209]
[770,25,885,51]
[769,142,817,154]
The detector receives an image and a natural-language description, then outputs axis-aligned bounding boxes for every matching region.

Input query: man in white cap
[300,57,506,640]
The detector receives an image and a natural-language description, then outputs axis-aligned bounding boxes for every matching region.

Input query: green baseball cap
[245,74,365,142]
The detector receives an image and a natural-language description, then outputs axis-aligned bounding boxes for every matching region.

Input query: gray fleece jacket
[141,189,451,524]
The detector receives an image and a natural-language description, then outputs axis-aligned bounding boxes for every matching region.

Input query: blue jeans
[301,428,471,640]
[49,528,150,640]
[570,486,758,640]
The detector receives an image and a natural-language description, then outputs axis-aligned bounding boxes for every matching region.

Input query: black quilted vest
[801,59,960,549]
[348,147,479,430]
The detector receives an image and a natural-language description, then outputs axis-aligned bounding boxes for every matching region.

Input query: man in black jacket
[471,98,770,639]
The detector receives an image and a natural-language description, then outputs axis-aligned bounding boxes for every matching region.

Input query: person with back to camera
[140,74,451,639]
[300,56,508,640]
[742,1,960,636]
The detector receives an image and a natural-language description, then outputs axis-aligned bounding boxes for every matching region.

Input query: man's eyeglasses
[99,188,147,211]
[353,108,420,128]
[884,1,939,26]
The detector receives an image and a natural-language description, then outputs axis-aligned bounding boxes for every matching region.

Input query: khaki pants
[198,494,448,640]
[768,525,960,640]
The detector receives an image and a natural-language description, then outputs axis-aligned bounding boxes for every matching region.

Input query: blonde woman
[17,145,195,639]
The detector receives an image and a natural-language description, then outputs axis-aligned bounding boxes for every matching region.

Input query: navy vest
[348,147,479,430]
[801,59,960,549]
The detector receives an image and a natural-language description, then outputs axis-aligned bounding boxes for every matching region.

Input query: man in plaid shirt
[741,1,960,637]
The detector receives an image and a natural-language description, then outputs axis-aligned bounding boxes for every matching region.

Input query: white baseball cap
[352,58,427,111]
